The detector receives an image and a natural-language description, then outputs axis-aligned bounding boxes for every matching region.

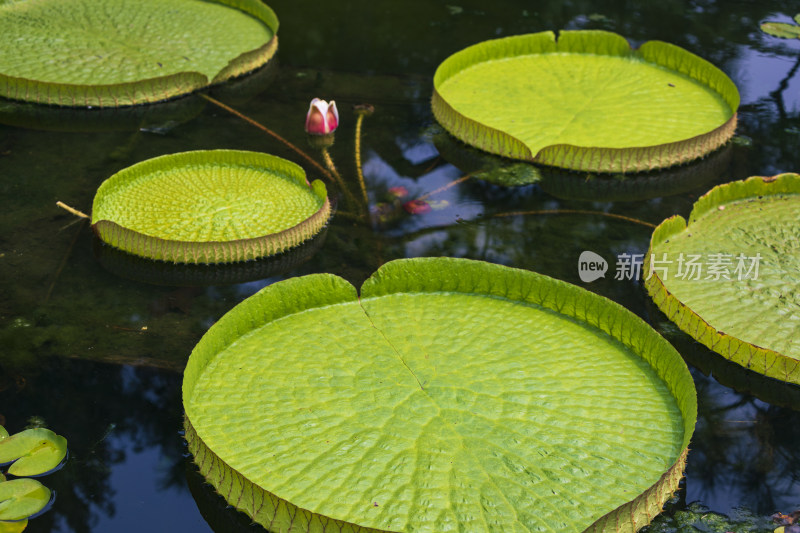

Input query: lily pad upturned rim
[183,257,697,533]
[431,123,734,200]
[0,0,279,107]
[644,173,800,386]
[432,30,740,173]
[92,224,328,287]
[91,150,331,265]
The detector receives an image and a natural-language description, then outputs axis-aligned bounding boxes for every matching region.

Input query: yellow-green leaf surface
[0,428,67,477]
[0,0,278,106]
[0,479,50,521]
[432,30,739,173]
[91,150,331,264]
[0,518,27,533]
[760,18,800,39]
[184,258,697,533]
[645,173,800,385]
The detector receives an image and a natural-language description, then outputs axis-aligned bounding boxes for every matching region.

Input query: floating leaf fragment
[0,429,67,477]
[760,17,800,39]
[0,479,50,521]
[0,519,27,533]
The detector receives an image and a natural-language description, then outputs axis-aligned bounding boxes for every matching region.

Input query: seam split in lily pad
[645,173,800,386]
[91,150,331,264]
[0,0,279,107]
[183,257,697,532]
[432,30,740,173]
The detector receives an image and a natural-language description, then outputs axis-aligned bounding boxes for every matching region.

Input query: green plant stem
[353,112,370,209]
[199,94,333,183]
[417,174,472,202]
[320,147,360,212]
[56,201,89,219]
[334,210,362,221]
[493,209,656,228]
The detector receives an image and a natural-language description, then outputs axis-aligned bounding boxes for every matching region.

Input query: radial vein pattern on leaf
[437,53,731,155]
[0,0,272,84]
[652,194,800,359]
[92,164,322,242]
[188,292,684,532]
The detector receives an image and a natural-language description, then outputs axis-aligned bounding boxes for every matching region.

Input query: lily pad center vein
[356,295,573,530]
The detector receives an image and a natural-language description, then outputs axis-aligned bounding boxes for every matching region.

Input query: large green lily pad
[91,150,331,264]
[184,257,697,532]
[0,0,278,107]
[645,173,800,385]
[432,30,739,173]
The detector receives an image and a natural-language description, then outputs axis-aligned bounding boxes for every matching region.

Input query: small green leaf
[760,21,800,39]
[0,427,8,440]
[795,13,800,25]
[0,479,50,521]
[0,429,67,477]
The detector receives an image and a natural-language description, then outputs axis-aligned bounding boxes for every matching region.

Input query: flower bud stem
[321,147,361,212]
[200,94,334,183]
[354,112,370,210]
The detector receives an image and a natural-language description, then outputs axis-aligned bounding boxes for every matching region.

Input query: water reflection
[0,360,200,532]
[687,369,800,514]
[2,0,800,531]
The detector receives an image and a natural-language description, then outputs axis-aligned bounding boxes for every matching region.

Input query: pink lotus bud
[403,199,432,215]
[387,186,409,199]
[304,98,339,135]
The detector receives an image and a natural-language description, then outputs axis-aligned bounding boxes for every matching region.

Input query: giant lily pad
[645,173,800,386]
[0,0,279,107]
[91,150,331,264]
[184,257,697,532]
[432,30,739,173]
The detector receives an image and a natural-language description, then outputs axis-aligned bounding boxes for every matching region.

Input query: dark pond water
[1,1,799,532]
